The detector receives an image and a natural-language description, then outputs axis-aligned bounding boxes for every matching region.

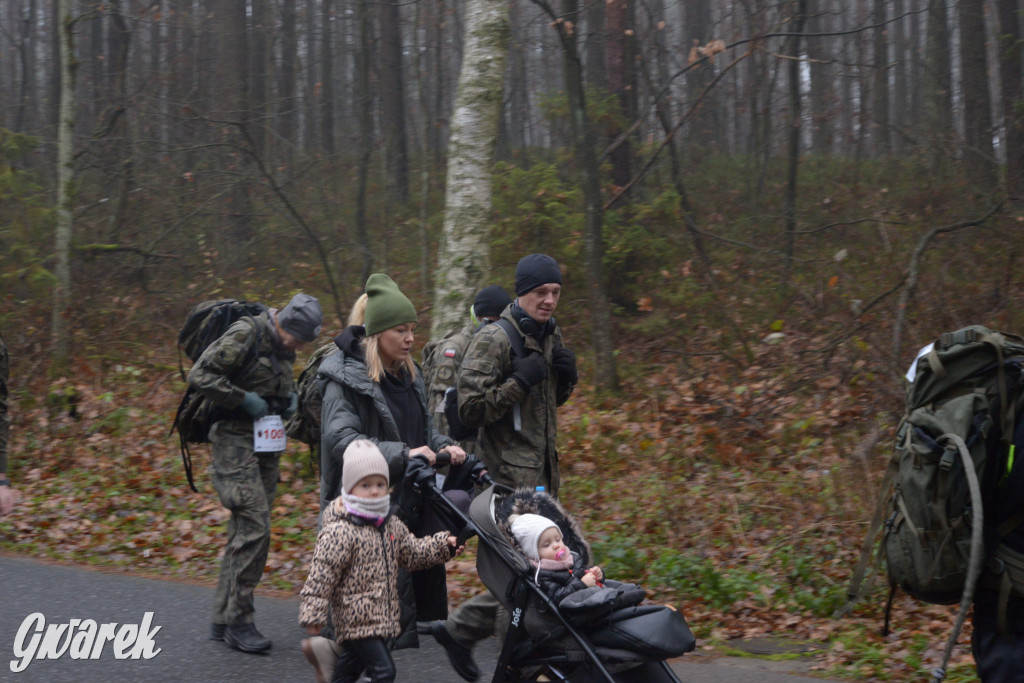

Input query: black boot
[223,622,272,654]
[210,623,225,641]
[429,622,479,682]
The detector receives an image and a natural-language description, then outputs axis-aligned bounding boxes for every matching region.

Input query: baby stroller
[423,478,695,683]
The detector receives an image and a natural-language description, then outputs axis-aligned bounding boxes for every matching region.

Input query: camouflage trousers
[209,428,279,626]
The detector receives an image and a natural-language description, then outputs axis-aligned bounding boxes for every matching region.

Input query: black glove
[511,352,547,390]
[406,454,436,488]
[552,347,578,388]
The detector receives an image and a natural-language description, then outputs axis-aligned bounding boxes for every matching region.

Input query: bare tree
[533,0,619,391]
[209,0,252,241]
[355,0,375,283]
[279,0,298,163]
[872,0,890,154]
[783,0,807,279]
[379,0,410,204]
[806,0,834,153]
[321,0,336,156]
[923,0,954,165]
[998,0,1024,197]
[605,0,635,189]
[958,0,996,185]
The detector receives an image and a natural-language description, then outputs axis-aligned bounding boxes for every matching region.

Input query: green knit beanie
[363,273,418,336]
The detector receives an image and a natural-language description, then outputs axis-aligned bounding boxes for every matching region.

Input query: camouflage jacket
[298,499,450,640]
[187,311,297,441]
[456,308,572,495]
[421,323,475,437]
[318,326,453,506]
[0,331,8,476]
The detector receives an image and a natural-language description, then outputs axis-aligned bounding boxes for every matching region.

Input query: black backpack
[170,299,267,491]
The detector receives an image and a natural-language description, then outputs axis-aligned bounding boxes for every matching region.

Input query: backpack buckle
[939,446,956,471]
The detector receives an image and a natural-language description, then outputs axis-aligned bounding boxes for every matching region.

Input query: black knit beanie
[514,254,562,296]
[473,285,512,319]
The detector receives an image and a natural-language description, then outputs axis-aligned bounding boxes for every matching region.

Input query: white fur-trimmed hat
[510,513,560,561]
[341,439,389,494]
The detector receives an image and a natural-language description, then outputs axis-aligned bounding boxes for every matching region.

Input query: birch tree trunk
[52,0,76,370]
[430,0,509,340]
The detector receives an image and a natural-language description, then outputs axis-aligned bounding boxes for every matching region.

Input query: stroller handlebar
[429,451,493,486]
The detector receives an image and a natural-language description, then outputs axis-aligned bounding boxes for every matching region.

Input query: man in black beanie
[428,254,577,682]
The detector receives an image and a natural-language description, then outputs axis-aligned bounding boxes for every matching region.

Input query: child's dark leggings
[331,637,396,683]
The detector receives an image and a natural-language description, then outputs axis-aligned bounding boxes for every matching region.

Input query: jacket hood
[495,489,590,566]
[319,326,373,394]
[335,325,366,359]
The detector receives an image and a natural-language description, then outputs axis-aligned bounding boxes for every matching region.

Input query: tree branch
[891,203,1004,366]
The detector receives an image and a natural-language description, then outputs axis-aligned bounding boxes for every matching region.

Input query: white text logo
[10,612,162,673]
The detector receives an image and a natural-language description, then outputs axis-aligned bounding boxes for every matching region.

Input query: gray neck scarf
[341,492,391,525]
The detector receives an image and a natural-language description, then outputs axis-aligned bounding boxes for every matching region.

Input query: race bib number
[254,415,287,452]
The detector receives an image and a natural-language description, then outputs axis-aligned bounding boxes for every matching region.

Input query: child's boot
[301,636,341,683]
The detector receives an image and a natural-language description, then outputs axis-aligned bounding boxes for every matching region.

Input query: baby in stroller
[510,513,606,600]
[478,487,694,683]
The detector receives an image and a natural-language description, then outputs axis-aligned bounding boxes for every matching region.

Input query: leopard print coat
[298,499,452,640]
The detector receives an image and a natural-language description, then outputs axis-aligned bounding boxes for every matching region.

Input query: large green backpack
[845,325,1024,682]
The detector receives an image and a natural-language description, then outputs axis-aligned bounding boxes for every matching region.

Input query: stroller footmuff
[455,485,696,683]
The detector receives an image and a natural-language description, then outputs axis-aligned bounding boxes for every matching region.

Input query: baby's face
[537,527,567,561]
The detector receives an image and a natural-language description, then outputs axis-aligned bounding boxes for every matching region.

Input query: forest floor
[0,331,981,683]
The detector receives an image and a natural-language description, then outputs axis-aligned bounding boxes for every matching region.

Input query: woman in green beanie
[318,274,467,646]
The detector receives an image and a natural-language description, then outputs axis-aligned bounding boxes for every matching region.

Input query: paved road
[0,555,834,682]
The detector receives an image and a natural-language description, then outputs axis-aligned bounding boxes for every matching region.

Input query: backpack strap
[931,433,985,683]
[494,318,529,360]
[494,318,531,432]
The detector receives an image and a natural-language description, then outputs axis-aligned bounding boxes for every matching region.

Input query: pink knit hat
[341,440,389,494]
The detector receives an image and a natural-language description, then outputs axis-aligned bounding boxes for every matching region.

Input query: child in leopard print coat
[299,440,461,683]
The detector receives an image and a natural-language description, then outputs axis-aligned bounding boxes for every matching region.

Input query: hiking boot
[301,636,342,683]
[210,623,225,641]
[223,622,272,654]
[429,621,479,682]
[393,626,419,650]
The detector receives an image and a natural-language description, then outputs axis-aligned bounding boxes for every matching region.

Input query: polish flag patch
[444,349,457,358]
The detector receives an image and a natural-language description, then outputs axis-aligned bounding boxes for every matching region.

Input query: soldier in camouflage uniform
[422,285,511,442]
[0,330,17,515]
[429,254,578,682]
[189,293,322,654]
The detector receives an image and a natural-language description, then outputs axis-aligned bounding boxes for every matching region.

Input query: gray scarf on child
[341,492,391,526]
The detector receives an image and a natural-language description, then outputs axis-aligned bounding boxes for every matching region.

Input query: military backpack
[844,325,1024,683]
[170,299,267,491]
[284,341,338,451]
